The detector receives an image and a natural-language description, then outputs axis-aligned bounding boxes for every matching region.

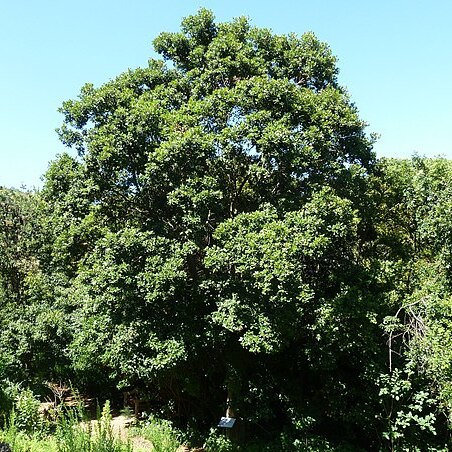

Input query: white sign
[218,417,236,428]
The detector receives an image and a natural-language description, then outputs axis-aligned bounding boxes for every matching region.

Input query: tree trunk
[225,365,242,442]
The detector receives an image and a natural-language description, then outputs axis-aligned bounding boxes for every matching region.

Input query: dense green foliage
[2,9,452,450]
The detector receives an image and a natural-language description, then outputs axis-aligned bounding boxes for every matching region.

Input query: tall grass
[0,386,187,451]
[0,400,132,452]
[56,400,132,452]
[0,411,58,451]
[130,415,181,452]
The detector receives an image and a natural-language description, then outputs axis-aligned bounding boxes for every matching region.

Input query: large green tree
[46,8,383,446]
[3,10,452,449]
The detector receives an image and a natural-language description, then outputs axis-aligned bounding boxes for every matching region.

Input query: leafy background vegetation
[1,9,452,451]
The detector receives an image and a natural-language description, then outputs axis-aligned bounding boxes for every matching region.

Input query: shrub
[132,415,181,452]
[13,388,42,433]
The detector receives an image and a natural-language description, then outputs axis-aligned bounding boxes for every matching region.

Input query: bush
[13,388,42,434]
[132,415,181,452]
[0,380,19,424]
[204,429,236,452]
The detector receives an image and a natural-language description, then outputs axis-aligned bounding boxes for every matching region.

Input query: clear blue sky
[1,0,451,189]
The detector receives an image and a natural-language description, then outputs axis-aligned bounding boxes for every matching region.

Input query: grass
[129,416,181,452]
[0,400,135,452]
